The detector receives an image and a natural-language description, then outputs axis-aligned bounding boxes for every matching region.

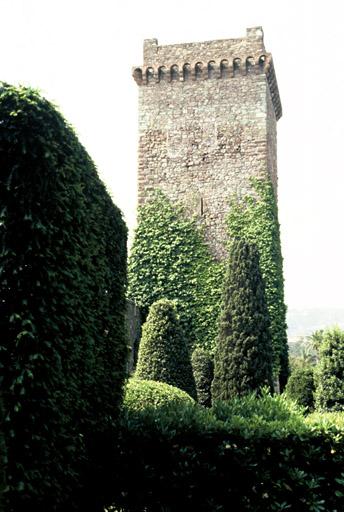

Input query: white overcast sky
[0,0,343,310]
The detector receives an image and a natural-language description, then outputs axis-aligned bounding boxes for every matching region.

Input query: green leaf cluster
[315,326,344,411]
[135,299,197,399]
[128,191,222,352]
[227,178,288,389]
[212,239,274,401]
[191,347,214,407]
[0,84,127,511]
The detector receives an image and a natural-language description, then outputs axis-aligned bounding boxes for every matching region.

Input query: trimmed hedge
[0,84,127,511]
[106,398,344,511]
[191,347,214,407]
[135,299,196,398]
[123,379,195,412]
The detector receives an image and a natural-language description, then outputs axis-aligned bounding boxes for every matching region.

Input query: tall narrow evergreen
[135,299,197,399]
[212,239,273,401]
[227,179,289,390]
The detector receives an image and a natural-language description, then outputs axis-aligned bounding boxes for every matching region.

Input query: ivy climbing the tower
[128,191,222,352]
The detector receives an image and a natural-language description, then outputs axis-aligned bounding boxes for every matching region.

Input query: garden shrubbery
[0,84,127,512]
[104,393,344,511]
[285,365,315,410]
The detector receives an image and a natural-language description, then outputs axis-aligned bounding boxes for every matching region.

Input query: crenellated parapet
[132,27,282,121]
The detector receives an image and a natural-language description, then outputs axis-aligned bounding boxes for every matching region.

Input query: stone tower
[133,27,282,259]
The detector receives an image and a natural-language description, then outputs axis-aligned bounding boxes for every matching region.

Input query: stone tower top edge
[133,26,282,121]
[142,27,266,67]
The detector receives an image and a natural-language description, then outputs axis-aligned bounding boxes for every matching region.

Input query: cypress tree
[227,179,289,390]
[212,239,273,401]
[135,299,197,399]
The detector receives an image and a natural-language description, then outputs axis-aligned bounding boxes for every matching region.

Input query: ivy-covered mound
[128,191,222,351]
[212,239,273,401]
[227,178,289,390]
[135,299,197,399]
[0,84,127,512]
[104,393,344,511]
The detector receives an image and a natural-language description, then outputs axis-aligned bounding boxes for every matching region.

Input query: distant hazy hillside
[287,308,344,341]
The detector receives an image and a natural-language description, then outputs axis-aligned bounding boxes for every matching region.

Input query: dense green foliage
[123,378,195,412]
[227,178,289,389]
[212,388,305,429]
[0,84,127,511]
[135,299,196,398]
[103,394,344,511]
[191,347,214,407]
[315,326,344,411]
[0,398,6,512]
[128,191,222,351]
[212,239,273,401]
[285,365,315,410]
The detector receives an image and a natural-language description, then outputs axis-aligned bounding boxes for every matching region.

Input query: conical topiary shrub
[135,299,196,398]
[212,239,274,401]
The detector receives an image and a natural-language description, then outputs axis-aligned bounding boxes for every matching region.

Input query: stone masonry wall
[133,27,282,260]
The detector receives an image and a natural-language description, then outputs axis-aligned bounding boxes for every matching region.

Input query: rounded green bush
[285,365,315,411]
[123,379,195,412]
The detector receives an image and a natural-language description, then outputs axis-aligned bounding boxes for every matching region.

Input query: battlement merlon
[133,27,282,121]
